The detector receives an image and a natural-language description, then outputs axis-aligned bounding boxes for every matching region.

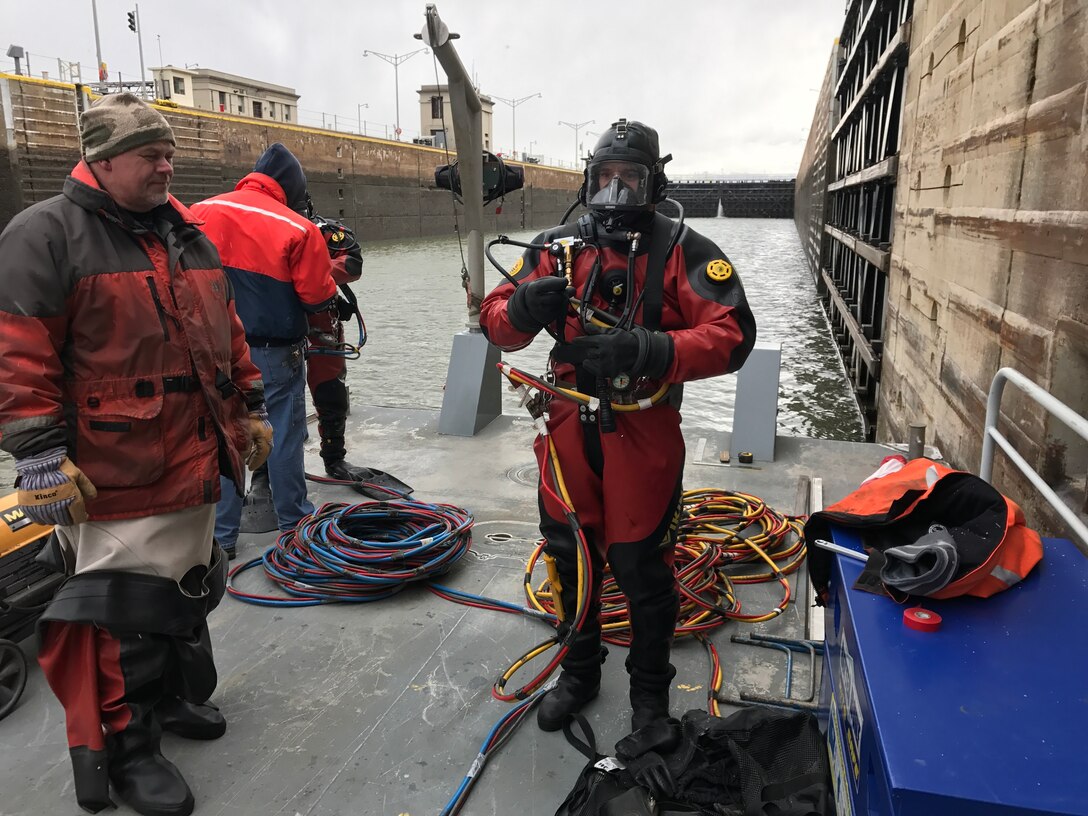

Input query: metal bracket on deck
[439,329,501,436]
[730,342,782,463]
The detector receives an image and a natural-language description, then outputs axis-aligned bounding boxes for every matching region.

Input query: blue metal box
[822,529,1088,816]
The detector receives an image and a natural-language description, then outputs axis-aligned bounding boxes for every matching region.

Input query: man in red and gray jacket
[0,93,270,816]
[192,144,337,560]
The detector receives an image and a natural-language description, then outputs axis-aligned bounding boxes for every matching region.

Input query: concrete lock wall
[795,0,1088,533]
[882,0,1088,530]
[794,50,838,281]
[0,74,583,239]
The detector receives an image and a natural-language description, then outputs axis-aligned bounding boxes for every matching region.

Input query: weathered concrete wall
[0,74,582,240]
[795,50,838,280]
[881,0,1088,530]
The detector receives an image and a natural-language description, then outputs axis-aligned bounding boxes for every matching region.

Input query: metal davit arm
[419,4,483,328]
[422,5,502,436]
[980,367,1088,552]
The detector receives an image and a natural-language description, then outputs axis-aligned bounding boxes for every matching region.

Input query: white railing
[980,367,1088,550]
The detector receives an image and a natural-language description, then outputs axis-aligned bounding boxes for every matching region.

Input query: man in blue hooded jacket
[192,143,337,558]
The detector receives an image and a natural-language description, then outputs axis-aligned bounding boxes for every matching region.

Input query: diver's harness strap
[571,212,681,423]
[641,211,683,333]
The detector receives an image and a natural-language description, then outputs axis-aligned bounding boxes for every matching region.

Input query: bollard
[908,423,926,460]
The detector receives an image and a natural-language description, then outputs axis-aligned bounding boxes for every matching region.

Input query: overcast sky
[3,1,844,176]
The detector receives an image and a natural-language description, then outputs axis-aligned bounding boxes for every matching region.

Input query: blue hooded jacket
[252,143,308,212]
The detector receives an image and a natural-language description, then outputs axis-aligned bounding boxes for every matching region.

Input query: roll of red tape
[903,606,942,632]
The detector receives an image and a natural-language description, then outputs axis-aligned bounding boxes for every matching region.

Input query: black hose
[558,197,581,225]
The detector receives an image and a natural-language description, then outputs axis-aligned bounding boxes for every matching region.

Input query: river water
[0,217,863,490]
[353,217,864,439]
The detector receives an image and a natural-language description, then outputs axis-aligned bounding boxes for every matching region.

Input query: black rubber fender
[0,638,28,721]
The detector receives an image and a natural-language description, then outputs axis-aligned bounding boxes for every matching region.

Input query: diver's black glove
[624,751,676,799]
[553,324,673,380]
[615,718,682,800]
[336,293,355,321]
[507,276,572,333]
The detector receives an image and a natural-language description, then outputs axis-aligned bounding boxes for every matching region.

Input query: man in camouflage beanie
[79,93,177,212]
[0,88,268,815]
[80,92,175,162]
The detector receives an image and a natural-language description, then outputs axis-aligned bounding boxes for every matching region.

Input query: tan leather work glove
[15,448,99,526]
[245,409,274,471]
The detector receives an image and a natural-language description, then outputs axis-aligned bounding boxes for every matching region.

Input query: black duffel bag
[555,715,702,816]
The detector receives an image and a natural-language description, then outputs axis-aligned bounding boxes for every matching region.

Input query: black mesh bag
[669,708,832,816]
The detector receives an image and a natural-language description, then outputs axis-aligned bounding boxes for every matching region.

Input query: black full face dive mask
[582,119,670,233]
[587,160,652,208]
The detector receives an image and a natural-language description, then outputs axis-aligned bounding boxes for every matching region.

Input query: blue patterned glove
[16,447,98,526]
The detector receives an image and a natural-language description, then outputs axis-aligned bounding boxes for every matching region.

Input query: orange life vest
[805,458,1043,604]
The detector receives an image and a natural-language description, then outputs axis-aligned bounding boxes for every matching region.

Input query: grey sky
[3,1,844,176]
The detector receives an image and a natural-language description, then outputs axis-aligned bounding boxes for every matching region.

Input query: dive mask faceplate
[586,160,652,210]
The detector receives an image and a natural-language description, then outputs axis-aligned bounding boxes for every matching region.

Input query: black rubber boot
[318,410,373,483]
[626,599,678,732]
[155,697,226,741]
[108,634,195,816]
[537,644,606,732]
[537,558,606,731]
[629,661,677,733]
[109,728,194,816]
[313,386,351,472]
[606,504,682,735]
[249,462,271,495]
[537,504,608,731]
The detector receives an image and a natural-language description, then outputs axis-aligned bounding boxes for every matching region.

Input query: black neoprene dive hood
[581,119,672,232]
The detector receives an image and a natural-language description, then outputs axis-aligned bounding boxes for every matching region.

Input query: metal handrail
[980,367,1088,550]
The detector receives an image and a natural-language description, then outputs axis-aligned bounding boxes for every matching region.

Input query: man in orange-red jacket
[192,143,336,560]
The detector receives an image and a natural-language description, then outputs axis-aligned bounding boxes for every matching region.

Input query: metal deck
[0,404,891,816]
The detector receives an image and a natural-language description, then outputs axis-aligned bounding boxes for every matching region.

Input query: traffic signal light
[127,11,136,32]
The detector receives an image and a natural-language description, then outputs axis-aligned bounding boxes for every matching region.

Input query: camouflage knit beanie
[80,93,175,162]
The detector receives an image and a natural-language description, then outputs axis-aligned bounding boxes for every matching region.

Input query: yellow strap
[543,553,565,622]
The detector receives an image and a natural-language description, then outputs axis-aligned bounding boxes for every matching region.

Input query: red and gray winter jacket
[0,160,264,519]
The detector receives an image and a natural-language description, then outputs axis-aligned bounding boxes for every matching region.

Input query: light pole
[581,129,600,158]
[357,102,369,135]
[559,119,595,168]
[90,0,106,85]
[362,48,428,140]
[491,92,540,160]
